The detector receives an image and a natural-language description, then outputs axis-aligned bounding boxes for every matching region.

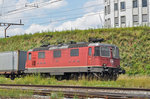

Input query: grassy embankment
[0,26,149,75]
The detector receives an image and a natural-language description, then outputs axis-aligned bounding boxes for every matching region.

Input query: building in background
[104,0,149,28]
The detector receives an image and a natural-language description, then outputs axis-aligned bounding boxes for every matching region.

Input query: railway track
[0,84,150,99]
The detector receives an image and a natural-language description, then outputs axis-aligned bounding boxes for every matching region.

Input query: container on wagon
[0,50,27,79]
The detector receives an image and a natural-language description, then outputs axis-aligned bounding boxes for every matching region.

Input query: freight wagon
[0,51,27,80]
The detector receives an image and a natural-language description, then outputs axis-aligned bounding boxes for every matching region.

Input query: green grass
[0,75,149,89]
[0,26,150,74]
[50,92,64,99]
[0,89,33,98]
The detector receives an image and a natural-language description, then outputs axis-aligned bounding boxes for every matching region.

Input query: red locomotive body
[25,42,125,80]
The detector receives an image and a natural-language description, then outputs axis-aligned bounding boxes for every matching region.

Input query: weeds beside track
[0,75,150,88]
[0,84,150,99]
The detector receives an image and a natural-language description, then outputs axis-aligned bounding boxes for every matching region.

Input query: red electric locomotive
[25,39,125,80]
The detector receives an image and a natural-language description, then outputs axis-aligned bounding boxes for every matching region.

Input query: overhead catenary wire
[7,0,55,13]
[1,3,103,20]
[2,0,62,16]
[2,0,150,17]
[1,1,103,19]
[0,0,130,10]
[2,0,150,10]
[0,0,51,9]
[31,10,103,22]
[23,11,104,27]
[2,1,150,21]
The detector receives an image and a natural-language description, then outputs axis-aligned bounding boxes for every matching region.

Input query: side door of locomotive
[87,47,93,66]
[27,52,36,67]
[31,52,37,67]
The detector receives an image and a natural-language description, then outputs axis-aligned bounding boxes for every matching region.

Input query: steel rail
[0,84,149,91]
[0,84,149,99]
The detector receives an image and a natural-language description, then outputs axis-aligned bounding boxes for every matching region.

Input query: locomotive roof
[31,42,117,51]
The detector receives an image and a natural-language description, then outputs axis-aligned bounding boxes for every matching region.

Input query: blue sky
[0,0,104,37]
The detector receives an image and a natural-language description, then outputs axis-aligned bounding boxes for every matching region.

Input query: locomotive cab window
[88,47,92,56]
[38,52,45,59]
[101,46,110,57]
[94,46,100,56]
[70,49,79,56]
[29,53,32,60]
[53,50,61,58]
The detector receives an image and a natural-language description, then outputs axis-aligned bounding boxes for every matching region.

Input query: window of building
[108,5,110,14]
[107,18,111,27]
[133,15,139,23]
[53,50,61,58]
[101,47,110,57]
[94,47,100,56]
[142,14,148,22]
[70,49,79,56]
[114,3,118,11]
[105,19,107,27]
[38,52,45,59]
[114,17,119,26]
[142,0,147,7]
[105,6,107,15]
[133,0,138,8]
[121,16,126,24]
[29,53,31,60]
[120,2,126,10]
[88,47,92,56]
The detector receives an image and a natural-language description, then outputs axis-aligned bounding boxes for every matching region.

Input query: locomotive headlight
[110,59,114,65]
[103,64,106,66]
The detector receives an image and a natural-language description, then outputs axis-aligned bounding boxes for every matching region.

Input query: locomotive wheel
[5,74,10,78]
[96,72,110,81]
[101,73,118,81]
[87,73,94,80]
[93,72,108,81]
[55,76,64,81]
[70,74,76,80]
[102,74,109,81]
[110,74,118,81]
[10,75,15,80]
[78,73,87,80]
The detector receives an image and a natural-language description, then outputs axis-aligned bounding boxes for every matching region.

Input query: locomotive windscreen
[94,46,110,57]
[94,47,100,56]
[101,47,110,57]
[112,47,120,59]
